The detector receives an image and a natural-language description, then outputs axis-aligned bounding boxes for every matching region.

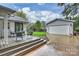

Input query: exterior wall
[9,21,15,32]
[0,6,15,44]
[8,21,15,36]
[68,23,73,35]
[23,23,27,35]
[0,19,4,37]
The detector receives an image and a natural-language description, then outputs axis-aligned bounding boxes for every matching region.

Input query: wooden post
[4,16,8,44]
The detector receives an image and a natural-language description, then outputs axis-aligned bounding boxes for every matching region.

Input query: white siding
[23,23,27,34]
[9,21,15,32]
[68,23,73,35]
[0,20,3,37]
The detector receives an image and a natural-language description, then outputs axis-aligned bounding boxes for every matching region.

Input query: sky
[0,3,64,23]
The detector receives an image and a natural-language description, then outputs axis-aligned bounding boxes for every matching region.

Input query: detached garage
[46,18,74,35]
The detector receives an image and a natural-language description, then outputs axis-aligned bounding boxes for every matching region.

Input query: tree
[15,10,27,19]
[74,16,79,32]
[58,3,79,19]
[41,21,46,31]
[58,3,79,32]
[34,21,42,31]
[27,23,35,35]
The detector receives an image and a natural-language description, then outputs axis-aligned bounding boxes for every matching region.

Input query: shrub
[75,27,79,32]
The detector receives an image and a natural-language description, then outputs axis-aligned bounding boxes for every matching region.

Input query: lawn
[32,32,46,37]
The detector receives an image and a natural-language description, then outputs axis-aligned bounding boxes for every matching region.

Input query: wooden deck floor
[25,44,63,56]
[46,34,79,56]
[23,34,79,56]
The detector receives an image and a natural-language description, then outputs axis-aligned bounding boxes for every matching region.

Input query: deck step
[0,39,47,56]
[0,39,40,54]
[13,40,47,56]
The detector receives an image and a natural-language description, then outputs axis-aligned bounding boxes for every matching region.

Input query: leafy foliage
[27,23,35,35]
[58,3,79,19]
[58,3,79,32]
[74,16,79,32]
[34,21,42,31]
[15,11,27,19]
[27,21,46,35]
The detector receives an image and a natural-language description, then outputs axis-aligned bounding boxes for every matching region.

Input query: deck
[25,34,79,56]
[46,34,79,56]
[0,35,37,49]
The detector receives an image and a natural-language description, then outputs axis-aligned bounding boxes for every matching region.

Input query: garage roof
[46,18,75,25]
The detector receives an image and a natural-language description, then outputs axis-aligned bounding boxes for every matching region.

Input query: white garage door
[48,25,69,35]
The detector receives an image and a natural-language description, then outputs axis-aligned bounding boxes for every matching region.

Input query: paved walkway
[26,43,63,56]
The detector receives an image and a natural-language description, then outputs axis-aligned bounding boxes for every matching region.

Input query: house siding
[9,21,15,32]
[0,19,4,37]
[23,23,27,34]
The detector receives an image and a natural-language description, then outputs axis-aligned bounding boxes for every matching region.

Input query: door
[48,25,69,35]
[15,22,23,32]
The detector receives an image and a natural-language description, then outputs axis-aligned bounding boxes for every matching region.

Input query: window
[15,22,23,32]
[8,22,10,29]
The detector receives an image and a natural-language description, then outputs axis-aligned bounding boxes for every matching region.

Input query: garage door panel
[49,25,69,35]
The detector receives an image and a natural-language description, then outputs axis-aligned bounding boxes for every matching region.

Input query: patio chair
[15,31,25,41]
[10,31,16,37]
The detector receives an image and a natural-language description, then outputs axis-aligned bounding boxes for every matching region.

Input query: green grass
[32,32,46,37]
[75,27,79,32]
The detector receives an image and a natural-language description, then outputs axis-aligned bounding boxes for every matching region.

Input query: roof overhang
[8,16,29,23]
[46,18,75,25]
[0,16,28,23]
[0,5,16,14]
